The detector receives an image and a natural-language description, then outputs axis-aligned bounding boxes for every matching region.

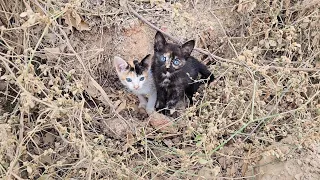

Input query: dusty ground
[256,135,320,180]
[0,0,319,179]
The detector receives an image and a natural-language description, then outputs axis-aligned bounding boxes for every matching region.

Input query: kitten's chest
[132,86,152,95]
[157,71,190,88]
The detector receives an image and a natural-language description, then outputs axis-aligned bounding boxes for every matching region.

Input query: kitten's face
[113,55,151,91]
[153,32,195,73]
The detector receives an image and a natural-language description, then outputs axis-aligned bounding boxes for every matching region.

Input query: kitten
[151,31,214,115]
[113,54,157,115]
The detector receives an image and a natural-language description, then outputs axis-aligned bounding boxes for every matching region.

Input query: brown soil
[256,136,320,180]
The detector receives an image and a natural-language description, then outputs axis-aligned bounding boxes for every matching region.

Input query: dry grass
[0,0,319,179]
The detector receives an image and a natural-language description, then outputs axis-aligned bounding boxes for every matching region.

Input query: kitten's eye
[160,55,166,62]
[173,58,180,65]
[140,77,145,81]
[126,78,132,82]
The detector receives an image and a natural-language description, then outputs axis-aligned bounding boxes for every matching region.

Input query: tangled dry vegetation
[0,0,319,179]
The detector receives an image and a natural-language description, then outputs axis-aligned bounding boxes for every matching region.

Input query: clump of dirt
[0,0,319,179]
[256,136,320,180]
[114,21,154,60]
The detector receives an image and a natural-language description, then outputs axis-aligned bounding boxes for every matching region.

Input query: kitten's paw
[138,103,147,109]
[169,109,176,115]
[146,108,155,115]
[160,109,170,116]
[138,107,147,114]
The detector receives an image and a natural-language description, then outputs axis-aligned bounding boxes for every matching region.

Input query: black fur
[128,54,151,75]
[151,31,214,115]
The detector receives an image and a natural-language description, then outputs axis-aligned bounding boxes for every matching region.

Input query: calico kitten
[151,31,214,114]
[113,54,157,114]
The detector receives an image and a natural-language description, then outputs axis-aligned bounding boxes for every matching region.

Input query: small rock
[163,139,173,147]
[101,117,139,139]
[310,160,318,167]
[297,159,302,166]
[148,112,177,133]
[295,173,303,180]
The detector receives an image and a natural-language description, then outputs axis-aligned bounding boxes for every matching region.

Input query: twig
[222,102,251,129]
[10,172,27,180]
[209,90,319,155]
[210,11,239,57]
[56,26,135,132]
[242,84,291,142]
[5,112,25,179]
[128,2,181,43]
[127,2,245,65]
[215,151,259,160]
[128,3,320,73]
[79,99,91,157]
[39,0,134,136]
[216,174,260,180]
[19,111,24,149]
[56,26,114,109]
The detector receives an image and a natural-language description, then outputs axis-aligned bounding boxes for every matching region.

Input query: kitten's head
[113,54,152,91]
[153,31,195,73]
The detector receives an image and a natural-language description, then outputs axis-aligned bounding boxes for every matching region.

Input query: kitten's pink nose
[134,85,139,89]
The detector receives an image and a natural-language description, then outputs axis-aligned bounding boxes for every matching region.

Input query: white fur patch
[114,57,157,114]
[167,99,177,106]
[160,78,170,87]
[162,72,171,78]
[163,79,170,83]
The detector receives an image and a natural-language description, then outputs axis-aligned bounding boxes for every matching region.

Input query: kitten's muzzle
[165,60,171,69]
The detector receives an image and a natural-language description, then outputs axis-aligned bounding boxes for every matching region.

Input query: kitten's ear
[141,54,152,69]
[154,31,166,51]
[181,40,195,56]
[113,56,128,73]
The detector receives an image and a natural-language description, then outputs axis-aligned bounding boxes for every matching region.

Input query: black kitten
[151,31,214,115]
